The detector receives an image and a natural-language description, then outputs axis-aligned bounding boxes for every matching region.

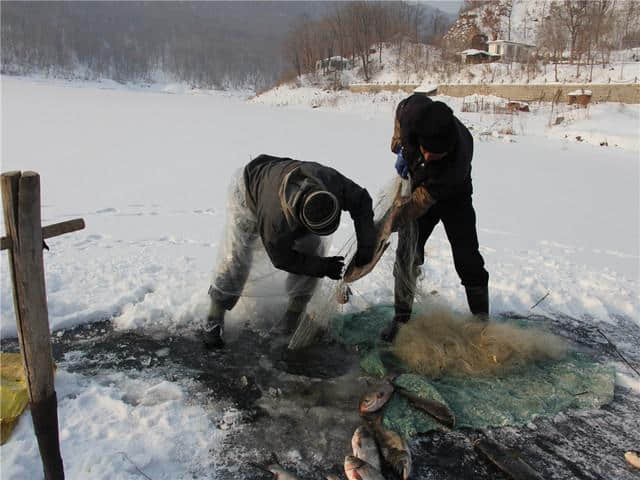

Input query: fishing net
[331,305,615,438]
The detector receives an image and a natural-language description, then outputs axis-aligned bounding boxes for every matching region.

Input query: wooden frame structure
[1,170,85,480]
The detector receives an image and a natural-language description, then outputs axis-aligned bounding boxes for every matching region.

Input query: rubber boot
[203,300,226,349]
[380,311,411,343]
[465,285,489,320]
[282,295,311,335]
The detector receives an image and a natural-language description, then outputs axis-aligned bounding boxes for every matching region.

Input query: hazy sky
[424,1,462,15]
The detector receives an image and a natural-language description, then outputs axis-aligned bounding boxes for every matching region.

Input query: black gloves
[322,256,345,280]
[353,244,375,267]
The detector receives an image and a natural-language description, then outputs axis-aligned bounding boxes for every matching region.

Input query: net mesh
[331,305,615,438]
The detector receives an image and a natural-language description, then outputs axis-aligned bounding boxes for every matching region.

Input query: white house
[487,40,536,62]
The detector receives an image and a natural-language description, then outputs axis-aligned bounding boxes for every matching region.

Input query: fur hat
[403,100,456,154]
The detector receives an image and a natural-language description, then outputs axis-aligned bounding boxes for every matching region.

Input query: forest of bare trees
[0,1,330,89]
[282,1,450,82]
[536,0,640,82]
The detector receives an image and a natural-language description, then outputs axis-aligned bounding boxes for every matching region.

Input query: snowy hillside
[444,0,547,46]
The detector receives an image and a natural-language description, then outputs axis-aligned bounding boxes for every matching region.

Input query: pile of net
[331,305,615,438]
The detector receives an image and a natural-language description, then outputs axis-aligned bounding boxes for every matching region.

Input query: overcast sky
[424,1,462,15]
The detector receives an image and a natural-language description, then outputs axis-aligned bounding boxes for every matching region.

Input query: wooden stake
[1,171,65,479]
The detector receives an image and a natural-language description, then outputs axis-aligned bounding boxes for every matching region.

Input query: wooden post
[1,171,65,480]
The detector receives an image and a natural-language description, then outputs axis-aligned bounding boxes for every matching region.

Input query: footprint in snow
[95,207,117,214]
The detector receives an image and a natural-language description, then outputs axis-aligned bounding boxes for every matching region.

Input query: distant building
[487,40,536,62]
[459,49,500,64]
[315,56,351,72]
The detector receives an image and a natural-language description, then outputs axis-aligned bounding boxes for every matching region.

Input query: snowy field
[1,76,639,478]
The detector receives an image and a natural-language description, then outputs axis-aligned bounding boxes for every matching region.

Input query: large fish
[359,378,394,415]
[344,455,386,480]
[351,425,382,472]
[474,437,544,480]
[369,417,412,480]
[394,385,456,428]
[344,184,433,283]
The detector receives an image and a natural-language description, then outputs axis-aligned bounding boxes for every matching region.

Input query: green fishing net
[331,306,615,438]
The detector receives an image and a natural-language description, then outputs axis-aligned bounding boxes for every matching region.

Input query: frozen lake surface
[0,76,638,479]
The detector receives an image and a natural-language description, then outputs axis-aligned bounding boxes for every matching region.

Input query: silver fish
[351,425,381,472]
[394,385,456,428]
[359,379,394,414]
[369,417,412,480]
[344,455,385,480]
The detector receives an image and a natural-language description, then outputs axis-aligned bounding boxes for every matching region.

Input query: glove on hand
[395,149,409,179]
[322,256,345,280]
[353,244,375,267]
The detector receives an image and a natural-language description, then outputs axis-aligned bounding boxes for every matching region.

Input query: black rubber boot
[465,285,489,319]
[282,310,303,335]
[383,257,419,343]
[282,295,311,335]
[380,311,410,343]
[203,301,226,349]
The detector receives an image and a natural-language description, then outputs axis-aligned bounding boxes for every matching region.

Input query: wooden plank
[15,171,55,402]
[1,171,22,333]
[0,218,85,250]
[43,218,85,241]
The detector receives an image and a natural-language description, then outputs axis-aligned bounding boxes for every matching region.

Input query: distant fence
[349,83,418,94]
[348,83,640,104]
[437,83,640,104]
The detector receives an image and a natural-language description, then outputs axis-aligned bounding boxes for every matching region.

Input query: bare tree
[538,4,569,82]
[558,0,589,62]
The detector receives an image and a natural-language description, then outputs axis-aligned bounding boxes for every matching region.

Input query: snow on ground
[3,369,224,480]
[253,86,640,152]
[0,75,638,478]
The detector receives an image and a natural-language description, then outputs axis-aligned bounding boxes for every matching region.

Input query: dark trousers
[394,194,489,317]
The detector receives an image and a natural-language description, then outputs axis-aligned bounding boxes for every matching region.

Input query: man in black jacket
[383,94,489,341]
[204,154,376,348]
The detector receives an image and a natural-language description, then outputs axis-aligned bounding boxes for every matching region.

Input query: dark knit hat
[300,190,341,236]
[405,100,456,154]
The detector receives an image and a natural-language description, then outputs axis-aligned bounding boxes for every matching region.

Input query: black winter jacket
[393,94,474,201]
[243,154,375,277]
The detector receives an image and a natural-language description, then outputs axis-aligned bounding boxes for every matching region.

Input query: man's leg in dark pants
[439,195,489,315]
[383,206,440,341]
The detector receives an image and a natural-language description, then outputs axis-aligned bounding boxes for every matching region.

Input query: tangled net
[392,305,567,378]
